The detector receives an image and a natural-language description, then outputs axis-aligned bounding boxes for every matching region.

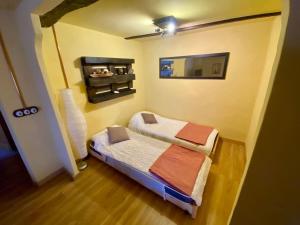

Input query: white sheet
[128,111,219,155]
[92,127,211,206]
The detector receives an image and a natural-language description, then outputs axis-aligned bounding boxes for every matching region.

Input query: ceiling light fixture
[153,16,177,37]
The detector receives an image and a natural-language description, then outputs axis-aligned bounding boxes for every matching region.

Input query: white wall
[0,0,78,183]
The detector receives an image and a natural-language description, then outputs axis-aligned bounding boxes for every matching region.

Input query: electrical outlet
[13,106,39,118]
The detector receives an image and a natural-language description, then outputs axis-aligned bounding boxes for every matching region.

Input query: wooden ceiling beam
[39,0,99,27]
[125,12,281,40]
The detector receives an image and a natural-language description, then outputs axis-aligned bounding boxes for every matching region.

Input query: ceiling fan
[153,16,178,37]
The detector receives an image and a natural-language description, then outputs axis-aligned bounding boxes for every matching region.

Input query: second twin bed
[129,111,219,155]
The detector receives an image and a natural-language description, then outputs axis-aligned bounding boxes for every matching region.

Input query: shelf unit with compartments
[81,57,136,103]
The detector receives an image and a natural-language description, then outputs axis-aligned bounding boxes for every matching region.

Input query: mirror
[160,52,229,79]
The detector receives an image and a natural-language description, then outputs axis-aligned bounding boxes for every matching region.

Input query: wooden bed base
[209,134,220,162]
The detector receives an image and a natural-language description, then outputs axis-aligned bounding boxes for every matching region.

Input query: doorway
[0,110,32,194]
[0,111,17,159]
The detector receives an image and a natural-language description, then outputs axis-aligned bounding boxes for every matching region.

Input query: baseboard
[34,167,66,186]
[221,137,245,145]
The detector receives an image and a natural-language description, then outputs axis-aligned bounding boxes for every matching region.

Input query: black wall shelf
[81,57,136,103]
[88,89,136,103]
[87,74,135,87]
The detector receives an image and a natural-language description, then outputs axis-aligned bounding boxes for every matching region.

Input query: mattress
[91,127,211,206]
[128,111,219,155]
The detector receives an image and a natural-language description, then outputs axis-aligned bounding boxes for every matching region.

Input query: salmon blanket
[149,144,206,195]
[175,122,214,145]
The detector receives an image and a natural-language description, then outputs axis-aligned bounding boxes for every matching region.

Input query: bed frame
[88,142,200,218]
[209,134,220,161]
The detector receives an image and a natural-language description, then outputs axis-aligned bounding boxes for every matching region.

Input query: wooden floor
[0,138,245,225]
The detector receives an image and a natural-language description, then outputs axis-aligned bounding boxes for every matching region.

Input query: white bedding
[128,111,219,155]
[92,127,211,206]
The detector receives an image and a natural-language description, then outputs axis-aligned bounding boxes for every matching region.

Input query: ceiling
[0,0,22,9]
[60,0,282,38]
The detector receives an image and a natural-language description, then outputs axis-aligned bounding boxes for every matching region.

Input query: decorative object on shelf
[128,68,134,74]
[89,66,114,78]
[52,25,88,170]
[81,57,136,103]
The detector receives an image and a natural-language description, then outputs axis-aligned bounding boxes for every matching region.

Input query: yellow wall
[141,18,277,141]
[228,15,284,224]
[230,0,300,224]
[42,22,146,138]
[42,18,281,143]
[245,16,282,160]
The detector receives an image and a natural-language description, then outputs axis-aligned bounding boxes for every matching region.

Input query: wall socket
[13,106,39,118]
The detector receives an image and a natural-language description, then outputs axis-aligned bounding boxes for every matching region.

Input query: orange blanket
[149,144,206,195]
[175,122,214,145]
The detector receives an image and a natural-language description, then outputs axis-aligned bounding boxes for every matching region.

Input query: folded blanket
[149,144,206,195]
[175,122,214,145]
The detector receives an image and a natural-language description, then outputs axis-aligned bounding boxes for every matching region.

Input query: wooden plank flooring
[0,138,245,225]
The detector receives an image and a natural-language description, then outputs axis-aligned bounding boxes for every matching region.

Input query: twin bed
[89,112,219,218]
[129,111,219,156]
